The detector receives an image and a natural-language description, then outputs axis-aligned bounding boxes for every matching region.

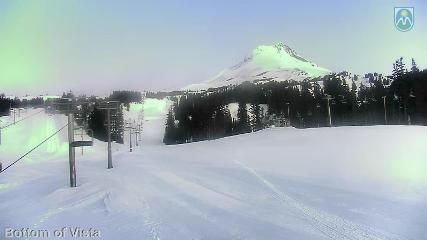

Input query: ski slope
[0,99,426,240]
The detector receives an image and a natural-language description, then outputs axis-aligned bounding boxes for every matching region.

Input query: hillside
[1,99,426,239]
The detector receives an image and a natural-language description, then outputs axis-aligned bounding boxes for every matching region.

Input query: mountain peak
[248,42,329,77]
[184,42,331,91]
[271,42,309,62]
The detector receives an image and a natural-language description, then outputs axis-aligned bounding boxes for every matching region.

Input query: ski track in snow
[138,198,161,240]
[102,175,163,240]
[233,160,408,240]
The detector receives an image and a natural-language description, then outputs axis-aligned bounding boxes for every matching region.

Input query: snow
[183,42,331,91]
[252,43,330,77]
[182,43,381,93]
[4,95,60,101]
[228,103,268,121]
[0,108,69,160]
[1,98,426,240]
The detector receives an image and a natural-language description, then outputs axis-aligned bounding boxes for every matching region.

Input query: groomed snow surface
[1,98,426,240]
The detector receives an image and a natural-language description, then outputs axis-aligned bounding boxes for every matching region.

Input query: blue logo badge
[395,7,414,32]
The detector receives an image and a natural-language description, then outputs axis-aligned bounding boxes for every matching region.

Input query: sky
[0,0,426,96]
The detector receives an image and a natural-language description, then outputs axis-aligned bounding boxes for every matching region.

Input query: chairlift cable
[0,123,69,174]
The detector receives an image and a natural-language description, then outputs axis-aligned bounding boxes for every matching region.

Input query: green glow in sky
[0,1,426,96]
[0,1,51,89]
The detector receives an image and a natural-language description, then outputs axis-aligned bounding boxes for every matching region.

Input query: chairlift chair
[71,129,94,148]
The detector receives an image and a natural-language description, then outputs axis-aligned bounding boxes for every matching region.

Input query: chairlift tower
[125,122,135,152]
[137,124,142,142]
[12,108,16,124]
[323,95,334,127]
[133,121,142,146]
[382,96,388,125]
[52,98,94,187]
[99,101,120,169]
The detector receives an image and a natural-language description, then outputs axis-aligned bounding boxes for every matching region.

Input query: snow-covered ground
[1,99,426,240]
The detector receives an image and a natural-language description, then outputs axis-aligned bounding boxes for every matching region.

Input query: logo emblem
[395,7,414,32]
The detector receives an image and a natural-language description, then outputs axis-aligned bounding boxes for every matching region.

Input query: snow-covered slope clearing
[0,99,426,240]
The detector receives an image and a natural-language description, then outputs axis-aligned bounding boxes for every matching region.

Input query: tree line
[0,90,144,144]
[0,95,44,117]
[164,58,427,144]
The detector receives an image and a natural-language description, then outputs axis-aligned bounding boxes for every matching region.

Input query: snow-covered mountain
[184,42,331,91]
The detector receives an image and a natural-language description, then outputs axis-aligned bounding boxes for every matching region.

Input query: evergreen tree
[162,61,427,144]
[0,96,12,116]
[396,57,406,78]
[62,91,75,99]
[236,101,251,133]
[163,109,177,145]
[223,107,233,136]
[250,103,262,131]
[109,90,143,104]
[392,58,406,81]
[411,58,419,73]
[88,107,108,142]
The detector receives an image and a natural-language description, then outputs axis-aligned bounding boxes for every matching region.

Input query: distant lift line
[1,109,44,129]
